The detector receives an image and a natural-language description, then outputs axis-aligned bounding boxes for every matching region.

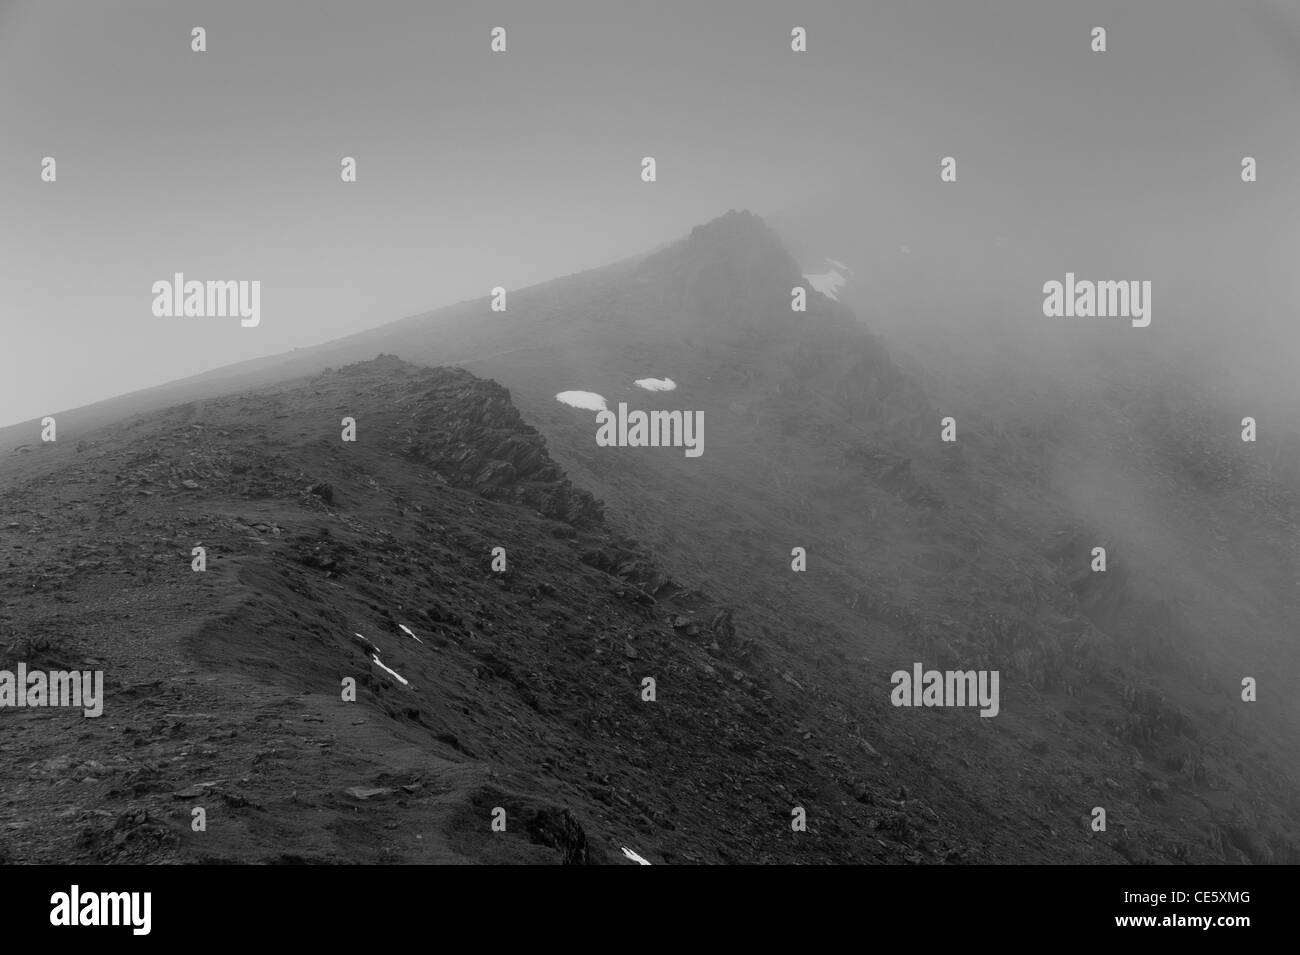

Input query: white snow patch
[555,391,607,411]
[825,257,853,273]
[371,654,409,686]
[633,377,677,392]
[803,266,848,301]
[621,846,652,865]
[398,624,423,644]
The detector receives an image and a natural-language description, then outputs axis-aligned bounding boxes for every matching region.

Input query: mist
[3,0,1298,874]
[6,0,1296,429]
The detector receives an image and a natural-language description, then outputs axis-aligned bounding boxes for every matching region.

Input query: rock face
[376,359,604,526]
[4,356,940,865]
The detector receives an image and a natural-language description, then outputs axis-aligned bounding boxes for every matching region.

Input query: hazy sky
[2,0,1298,426]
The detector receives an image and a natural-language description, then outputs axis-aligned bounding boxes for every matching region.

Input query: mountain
[1,357,873,863]
[3,211,1297,864]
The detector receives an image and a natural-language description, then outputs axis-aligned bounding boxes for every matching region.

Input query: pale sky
[2,0,1297,426]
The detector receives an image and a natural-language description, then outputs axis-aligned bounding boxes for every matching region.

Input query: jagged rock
[669,614,700,637]
[524,807,590,865]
